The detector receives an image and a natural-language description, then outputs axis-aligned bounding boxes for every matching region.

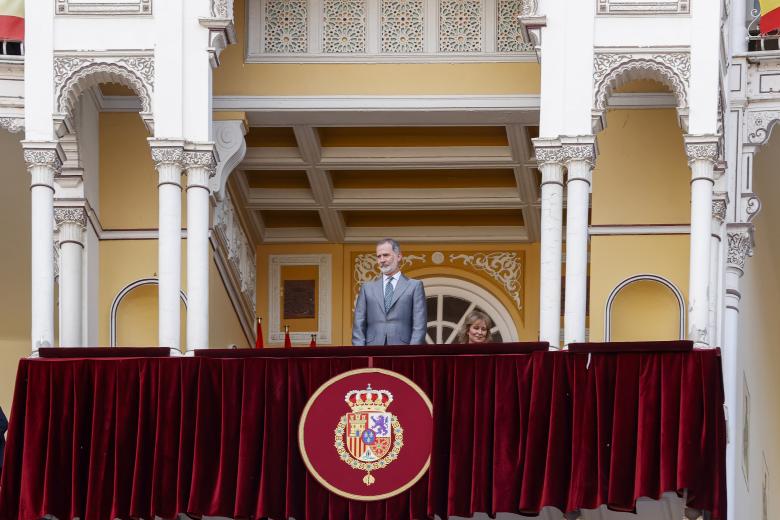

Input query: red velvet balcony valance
[0,343,726,520]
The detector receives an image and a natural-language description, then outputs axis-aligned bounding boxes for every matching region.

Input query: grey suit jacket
[352,274,427,346]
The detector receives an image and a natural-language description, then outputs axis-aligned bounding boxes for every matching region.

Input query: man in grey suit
[352,238,427,346]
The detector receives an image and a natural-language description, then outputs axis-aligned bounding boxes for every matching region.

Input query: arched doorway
[421,277,518,344]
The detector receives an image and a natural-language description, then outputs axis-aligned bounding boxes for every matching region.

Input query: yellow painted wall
[256,243,345,345]
[589,235,689,342]
[609,279,681,341]
[0,133,31,416]
[213,0,541,96]
[592,109,690,226]
[99,239,250,349]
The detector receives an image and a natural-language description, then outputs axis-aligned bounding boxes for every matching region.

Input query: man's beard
[379,264,396,275]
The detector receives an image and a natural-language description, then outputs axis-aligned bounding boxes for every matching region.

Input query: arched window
[605,274,685,342]
[421,277,518,344]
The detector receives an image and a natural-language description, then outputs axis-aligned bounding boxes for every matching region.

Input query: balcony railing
[0,40,23,56]
[748,9,780,52]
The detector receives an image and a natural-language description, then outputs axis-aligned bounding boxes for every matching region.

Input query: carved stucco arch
[53,56,154,135]
[592,53,690,132]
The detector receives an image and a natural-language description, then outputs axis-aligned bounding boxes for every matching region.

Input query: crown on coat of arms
[344,384,394,412]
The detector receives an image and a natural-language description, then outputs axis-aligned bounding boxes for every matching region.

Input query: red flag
[284,325,292,349]
[255,318,264,349]
[309,334,317,348]
[0,0,24,41]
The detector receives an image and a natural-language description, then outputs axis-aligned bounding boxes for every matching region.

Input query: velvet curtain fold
[0,349,726,520]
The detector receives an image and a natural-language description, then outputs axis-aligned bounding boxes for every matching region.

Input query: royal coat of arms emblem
[334,384,403,486]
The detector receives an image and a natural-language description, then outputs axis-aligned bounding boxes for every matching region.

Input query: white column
[562,139,597,346]
[54,207,87,347]
[685,138,719,347]
[723,228,751,520]
[184,146,217,351]
[533,139,565,347]
[150,141,185,350]
[23,143,63,350]
[708,197,727,346]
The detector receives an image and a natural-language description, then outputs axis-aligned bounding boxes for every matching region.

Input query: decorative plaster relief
[56,0,151,15]
[496,0,534,52]
[727,231,753,270]
[353,249,524,311]
[54,207,88,228]
[439,0,482,53]
[264,0,308,53]
[23,149,63,171]
[0,117,23,134]
[380,0,425,53]
[593,52,690,112]
[212,0,233,18]
[561,143,597,166]
[183,150,218,177]
[214,190,257,309]
[597,0,688,15]
[712,199,727,223]
[745,110,780,145]
[685,142,719,163]
[449,252,522,310]
[323,0,366,53]
[53,55,154,132]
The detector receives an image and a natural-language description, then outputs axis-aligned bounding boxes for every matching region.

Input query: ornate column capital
[149,143,185,168]
[183,146,219,177]
[54,207,87,228]
[55,207,87,247]
[560,136,598,168]
[727,229,753,271]
[684,135,719,165]
[22,141,64,172]
[532,138,565,166]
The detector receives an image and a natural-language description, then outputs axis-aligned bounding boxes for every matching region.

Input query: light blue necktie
[384,278,394,313]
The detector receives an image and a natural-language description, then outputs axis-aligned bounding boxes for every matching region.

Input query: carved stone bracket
[561,143,597,167]
[23,148,63,172]
[684,141,719,164]
[200,0,237,68]
[593,52,690,132]
[518,0,544,62]
[745,110,780,145]
[53,55,154,134]
[0,117,23,134]
[211,119,248,199]
[150,145,185,167]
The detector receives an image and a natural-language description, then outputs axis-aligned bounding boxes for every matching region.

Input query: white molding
[596,0,688,15]
[214,94,541,111]
[109,277,187,346]
[268,254,332,344]
[343,225,529,242]
[604,274,686,342]
[55,0,152,15]
[589,224,690,235]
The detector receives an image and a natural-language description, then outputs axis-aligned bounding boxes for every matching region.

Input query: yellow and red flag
[761,0,780,34]
[0,0,23,41]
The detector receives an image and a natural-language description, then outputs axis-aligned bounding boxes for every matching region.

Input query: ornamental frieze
[352,249,524,311]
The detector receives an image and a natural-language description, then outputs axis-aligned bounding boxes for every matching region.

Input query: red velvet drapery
[0,345,726,520]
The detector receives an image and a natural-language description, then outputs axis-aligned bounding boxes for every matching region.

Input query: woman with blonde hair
[455,310,495,344]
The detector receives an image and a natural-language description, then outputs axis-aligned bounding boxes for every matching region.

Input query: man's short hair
[376,238,401,254]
